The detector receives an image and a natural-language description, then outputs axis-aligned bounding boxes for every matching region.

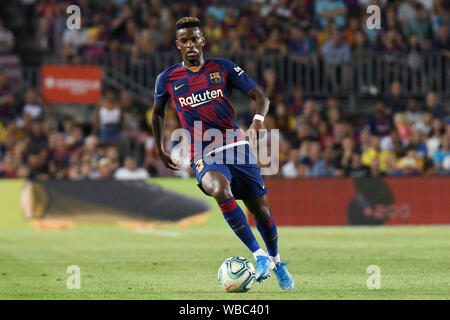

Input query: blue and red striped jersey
[154,58,257,161]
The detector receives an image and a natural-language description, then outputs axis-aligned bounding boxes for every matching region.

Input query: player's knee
[213,186,233,202]
[204,181,233,202]
[201,172,233,202]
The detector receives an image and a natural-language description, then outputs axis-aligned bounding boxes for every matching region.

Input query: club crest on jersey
[209,72,221,83]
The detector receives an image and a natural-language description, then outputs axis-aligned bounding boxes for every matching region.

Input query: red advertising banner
[248,177,450,226]
[41,65,102,103]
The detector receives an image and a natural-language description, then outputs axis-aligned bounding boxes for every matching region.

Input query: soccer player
[151,17,294,290]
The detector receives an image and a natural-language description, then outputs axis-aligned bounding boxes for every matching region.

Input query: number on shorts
[195,159,204,172]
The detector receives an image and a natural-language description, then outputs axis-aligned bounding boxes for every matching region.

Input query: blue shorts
[191,143,268,200]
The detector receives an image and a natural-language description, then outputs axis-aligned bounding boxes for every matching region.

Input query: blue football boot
[273,262,295,290]
[255,255,272,282]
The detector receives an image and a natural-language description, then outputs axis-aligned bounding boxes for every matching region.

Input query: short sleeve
[221,59,257,95]
[154,72,170,105]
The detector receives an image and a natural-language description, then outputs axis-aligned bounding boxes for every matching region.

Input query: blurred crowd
[0,86,152,180]
[254,82,450,178]
[25,0,450,63]
[0,80,449,180]
[0,0,449,180]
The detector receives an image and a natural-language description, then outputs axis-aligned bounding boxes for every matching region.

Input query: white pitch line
[135,229,182,237]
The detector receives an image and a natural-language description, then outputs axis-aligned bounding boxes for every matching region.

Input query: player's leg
[243,195,279,263]
[200,170,265,257]
[244,195,295,290]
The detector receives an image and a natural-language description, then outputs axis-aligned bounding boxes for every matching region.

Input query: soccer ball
[218,256,256,293]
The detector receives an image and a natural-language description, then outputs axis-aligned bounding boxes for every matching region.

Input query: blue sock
[255,212,278,257]
[218,197,260,253]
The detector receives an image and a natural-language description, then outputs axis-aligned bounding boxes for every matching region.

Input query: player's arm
[151,73,180,170]
[151,100,180,170]
[222,59,269,137]
[247,86,270,134]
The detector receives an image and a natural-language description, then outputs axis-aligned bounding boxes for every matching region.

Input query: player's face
[175,27,205,63]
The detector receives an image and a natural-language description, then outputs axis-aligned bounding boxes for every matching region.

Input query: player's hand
[248,119,266,139]
[246,119,266,150]
[158,151,181,170]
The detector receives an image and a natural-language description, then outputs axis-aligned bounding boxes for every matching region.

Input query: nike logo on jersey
[174,83,185,90]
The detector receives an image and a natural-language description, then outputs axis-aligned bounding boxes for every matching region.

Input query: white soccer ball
[218,256,256,293]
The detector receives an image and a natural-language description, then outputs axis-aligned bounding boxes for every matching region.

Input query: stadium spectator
[286,86,305,116]
[0,152,16,178]
[28,120,47,152]
[336,136,356,170]
[15,162,31,179]
[380,129,404,156]
[367,101,393,137]
[409,130,428,164]
[432,24,450,57]
[120,89,146,130]
[397,0,418,27]
[281,148,299,179]
[261,69,282,107]
[424,91,447,119]
[79,31,106,64]
[205,0,226,24]
[0,19,15,53]
[203,15,222,54]
[321,29,351,90]
[413,110,433,136]
[396,148,423,176]
[345,152,371,178]
[405,33,424,72]
[405,98,422,124]
[0,71,16,124]
[322,28,351,66]
[220,27,249,53]
[315,0,348,29]
[288,25,316,58]
[361,135,395,173]
[61,27,89,63]
[311,143,336,177]
[344,17,360,46]
[432,134,450,175]
[274,102,295,138]
[93,89,123,145]
[394,112,413,144]
[114,155,149,180]
[298,141,329,177]
[90,157,114,180]
[258,28,287,55]
[352,21,371,50]
[384,81,406,114]
[21,89,49,123]
[426,117,444,158]
[405,3,433,42]
[48,131,70,167]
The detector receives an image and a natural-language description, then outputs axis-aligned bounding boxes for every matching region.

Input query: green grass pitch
[0,179,448,299]
[0,226,449,299]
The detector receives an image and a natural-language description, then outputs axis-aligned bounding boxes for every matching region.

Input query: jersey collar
[182,59,209,73]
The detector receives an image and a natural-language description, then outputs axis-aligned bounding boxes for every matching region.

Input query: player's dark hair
[175,17,201,31]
